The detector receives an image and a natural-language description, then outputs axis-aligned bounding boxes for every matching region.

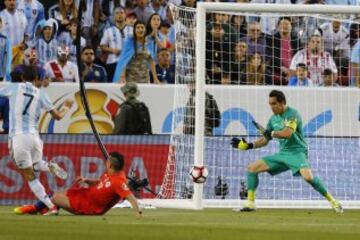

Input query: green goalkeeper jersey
[266,106,308,152]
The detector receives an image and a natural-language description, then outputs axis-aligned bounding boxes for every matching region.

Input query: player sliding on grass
[0,66,72,216]
[14,152,142,218]
[231,90,343,213]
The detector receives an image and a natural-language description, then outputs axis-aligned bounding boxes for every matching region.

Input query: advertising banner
[0,135,170,205]
[0,83,358,136]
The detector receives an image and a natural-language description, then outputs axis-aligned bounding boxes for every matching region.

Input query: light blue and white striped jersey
[0,9,27,46]
[100,25,133,64]
[17,0,45,41]
[0,82,54,138]
[0,34,12,80]
[32,38,58,66]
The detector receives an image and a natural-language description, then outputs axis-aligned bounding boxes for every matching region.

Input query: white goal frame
[194,3,360,210]
[142,3,360,210]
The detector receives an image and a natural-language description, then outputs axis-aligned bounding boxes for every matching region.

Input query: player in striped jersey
[0,66,74,215]
[17,0,45,42]
[0,16,12,81]
[31,19,59,66]
[0,0,28,47]
[100,7,133,82]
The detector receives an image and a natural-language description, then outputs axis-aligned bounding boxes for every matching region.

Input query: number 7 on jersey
[23,93,34,115]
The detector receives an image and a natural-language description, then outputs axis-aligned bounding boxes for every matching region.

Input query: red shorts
[66,188,98,215]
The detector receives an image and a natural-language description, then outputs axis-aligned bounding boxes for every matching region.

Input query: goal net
[144,3,360,209]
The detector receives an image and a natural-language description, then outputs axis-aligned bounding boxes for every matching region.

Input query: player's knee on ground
[51,191,71,209]
[51,192,61,205]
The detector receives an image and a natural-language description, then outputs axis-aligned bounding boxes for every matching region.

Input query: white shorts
[9,134,43,169]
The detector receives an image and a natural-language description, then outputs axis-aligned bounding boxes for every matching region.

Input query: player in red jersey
[14,152,142,217]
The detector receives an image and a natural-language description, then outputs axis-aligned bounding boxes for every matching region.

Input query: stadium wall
[0,83,358,137]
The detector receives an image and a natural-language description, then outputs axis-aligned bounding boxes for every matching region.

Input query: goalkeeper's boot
[331,200,344,214]
[233,201,256,212]
[14,205,37,215]
[240,201,256,212]
[49,161,68,180]
[43,206,59,216]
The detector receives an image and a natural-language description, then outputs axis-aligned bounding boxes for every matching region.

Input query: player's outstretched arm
[253,137,269,148]
[50,99,74,120]
[126,193,142,218]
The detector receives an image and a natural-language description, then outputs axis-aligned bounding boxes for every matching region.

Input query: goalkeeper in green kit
[231,90,343,213]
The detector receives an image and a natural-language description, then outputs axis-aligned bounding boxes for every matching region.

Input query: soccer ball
[189,166,209,184]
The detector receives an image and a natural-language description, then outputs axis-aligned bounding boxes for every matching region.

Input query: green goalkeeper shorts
[262,150,310,176]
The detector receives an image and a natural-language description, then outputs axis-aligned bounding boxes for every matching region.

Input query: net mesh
[157,6,360,206]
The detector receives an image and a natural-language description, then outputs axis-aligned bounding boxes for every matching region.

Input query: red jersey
[66,171,132,215]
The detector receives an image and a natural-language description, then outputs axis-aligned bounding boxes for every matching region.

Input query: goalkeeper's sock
[28,179,54,209]
[309,177,328,196]
[247,172,259,191]
[248,190,255,202]
[324,192,336,203]
[246,172,258,206]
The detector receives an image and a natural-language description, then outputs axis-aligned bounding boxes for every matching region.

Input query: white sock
[33,160,50,172]
[28,179,54,209]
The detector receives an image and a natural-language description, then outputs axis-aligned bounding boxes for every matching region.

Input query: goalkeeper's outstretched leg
[300,168,343,213]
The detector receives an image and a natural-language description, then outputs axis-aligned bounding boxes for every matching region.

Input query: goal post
[145,3,360,210]
[193,2,207,210]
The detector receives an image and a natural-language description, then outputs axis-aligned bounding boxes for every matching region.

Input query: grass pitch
[0,206,359,240]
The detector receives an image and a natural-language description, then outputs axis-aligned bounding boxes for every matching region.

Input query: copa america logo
[39,89,124,134]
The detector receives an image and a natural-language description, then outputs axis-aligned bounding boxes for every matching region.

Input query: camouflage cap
[121,82,140,97]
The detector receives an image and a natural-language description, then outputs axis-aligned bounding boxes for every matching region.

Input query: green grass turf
[0,206,359,240]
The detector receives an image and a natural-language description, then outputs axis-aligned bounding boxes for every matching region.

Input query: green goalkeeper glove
[231,138,254,151]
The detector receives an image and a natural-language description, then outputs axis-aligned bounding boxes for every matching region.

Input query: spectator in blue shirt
[81,46,108,83]
[151,48,175,84]
[288,63,314,87]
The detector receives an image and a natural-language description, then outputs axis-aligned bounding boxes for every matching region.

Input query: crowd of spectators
[0,0,359,87]
[203,2,360,87]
